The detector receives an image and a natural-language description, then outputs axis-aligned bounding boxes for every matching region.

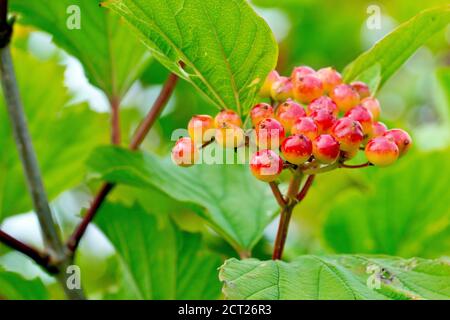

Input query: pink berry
[275,100,306,132]
[345,105,374,136]
[316,67,342,93]
[271,77,294,102]
[350,81,371,99]
[331,117,364,152]
[214,109,242,128]
[292,75,324,104]
[365,137,399,167]
[330,84,360,113]
[259,70,280,98]
[281,134,312,165]
[250,149,283,182]
[371,121,388,138]
[312,134,340,164]
[188,114,215,144]
[383,129,412,157]
[250,103,274,127]
[215,123,245,148]
[256,118,286,150]
[291,117,319,140]
[360,97,381,121]
[171,137,199,167]
[310,109,337,134]
[307,96,338,116]
[291,66,315,80]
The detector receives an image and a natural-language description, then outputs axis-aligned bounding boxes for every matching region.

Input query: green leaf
[11,0,151,99]
[220,255,450,300]
[87,146,278,253]
[343,6,450,94]
[323,150,450,258]
[104,0,278,114]
[0,269,48,300]
[95,202,222,299]
[0,49,109,219]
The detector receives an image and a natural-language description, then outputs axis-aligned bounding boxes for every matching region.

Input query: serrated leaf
[104,0,278,114]
[0,269,48,300]
[220,255,450,300]
[11,0,151,99]
[87,146,278,253]
[343,6,450,94]
[95,202,222,299]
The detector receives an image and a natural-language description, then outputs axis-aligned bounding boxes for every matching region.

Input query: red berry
[250,149,283,182]
[360,97,381,121]
[281,134,312,165]
[371,121,388,138]
[214,109,242,128]
[171,137,199,167]
[275,100,306,132]
[293,75,324,104]
[330,84,360,112]
[310,109,337,134]
[291,66,315,80]
[271,77,293,102]
[188,114,215,144]
[350,81,371,99]
[365,137,399,167]
[345,105,374,136]
[331,117,364,152]
[250,103,274,127]
[312,134,340,164]
[383,129,412,157]
[291,117,319,140]
[215,123,245,148]
[307,96,338,116]
[260,70,280,98]
[256,118,286,150]
[316,67,342,93]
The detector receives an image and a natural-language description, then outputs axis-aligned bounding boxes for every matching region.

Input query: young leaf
[11,0,151,99]
[343,6,450,94]
[95,202,222,299]
[220,255,450,300]
[87,146,279,254]
[0,269,48,299]
[104,0,278,114]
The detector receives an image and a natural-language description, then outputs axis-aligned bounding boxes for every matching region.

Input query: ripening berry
[350,81,371,99]
[345,105,374,136]
[360,97,381,121]
[310,109,337,134]
[271,77,294,101]
[312,134,340,164]
[214,109,242,128]
[371,121,388,138]
[215,123,245,148]
[188,114,215,144]
[281,134,312,165]
[383,129,412,157]
[171,137,199,167]
[250,149,283,182]
[291,66,315,80]
[316,67,342,94]
[250,103,274,127]
[331,117,364,152]
[256,118,286,150]
[307,96,338,116]
[260,70,280,98]
[330,84,360,113]
[275,100,306,132]
[291,117,319,140]
[292,75,324,104]
[365,137,399,167]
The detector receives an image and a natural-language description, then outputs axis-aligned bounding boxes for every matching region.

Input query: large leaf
[0,49,109,219]
[11,0,151,99]
[323,150,450,258]
[87,146,278,254]
[0,268,48,300]
[104,0,278,114]
[220,255,450,300]
[343,6,450,93]
[95,202,222,299]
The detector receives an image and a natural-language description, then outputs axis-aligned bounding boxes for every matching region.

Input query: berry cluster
[172,65,412,183]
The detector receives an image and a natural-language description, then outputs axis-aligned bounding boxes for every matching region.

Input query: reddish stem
[110,96,121,145]
[297,175,315,201]
[340,162,371,169]
[269,181,286,207]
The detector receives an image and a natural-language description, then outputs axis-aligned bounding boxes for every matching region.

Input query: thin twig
[269,181,286,207]
[340,162,372,169]
[110,96,121,145]
[297,175,315,201]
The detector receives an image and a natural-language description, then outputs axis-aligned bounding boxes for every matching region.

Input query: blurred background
[0,0,449,298]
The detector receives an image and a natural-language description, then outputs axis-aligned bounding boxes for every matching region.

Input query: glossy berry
[312,134,340,164]
[281,134,312,165]
[250,149,283,182]
[260,70,280,98]
[250,103,274,127]
[365,137,399,167]
[316,67,342,93]
[307,96,338,116]
[331,117,364,152]
[291,66,315,80]
[171,137,199,167]
[214,109,242,128]
[310,109,336,134]
[271,77,293,101]
[188,114,215,144]
[256,118,285,150]
[350,81,371,99]
[215,123,245,148]
[293,75,324,104]
[291,117,319,140]
[345,105,374,136]
[371,121,388,138]
[383,129,412,157]
[330,84,360,113]
[360,97,381,121]
[275,100,306,132]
